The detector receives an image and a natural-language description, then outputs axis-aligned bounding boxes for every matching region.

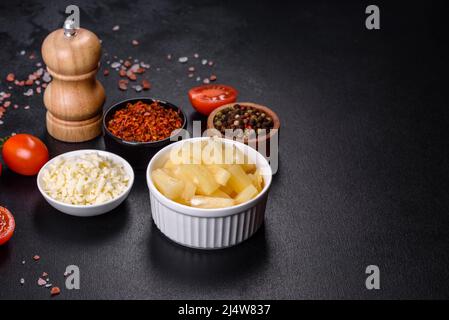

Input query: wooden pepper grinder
[41,19,105,142]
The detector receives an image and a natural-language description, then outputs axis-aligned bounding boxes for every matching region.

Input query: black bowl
[103,97,188,170]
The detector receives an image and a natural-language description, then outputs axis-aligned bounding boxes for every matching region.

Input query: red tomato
[188,84,238,115]
[0,206,15,246]
[2,134,49,176]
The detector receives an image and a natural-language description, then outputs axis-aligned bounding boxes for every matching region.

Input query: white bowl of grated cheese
[37,150,134,217]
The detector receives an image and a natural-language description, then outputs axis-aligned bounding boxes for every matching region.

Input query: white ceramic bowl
[146,137,273,249]
[37,149,135,217]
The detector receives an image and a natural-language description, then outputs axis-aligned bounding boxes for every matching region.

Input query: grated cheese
[41,152,129,205]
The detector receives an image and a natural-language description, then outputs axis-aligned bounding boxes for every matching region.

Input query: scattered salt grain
[201,59,208,65]
[112,25,120,31]
[24,105,30,110]
[42,72,51,83]
[178,57,188,63]
[111,62,121,69]
[194,53,199,58]
[20,278,25,285]
[23,89,33,97]
[203,78,210,84]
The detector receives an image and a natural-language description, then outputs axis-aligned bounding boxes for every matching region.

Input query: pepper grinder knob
[63,19,77,37]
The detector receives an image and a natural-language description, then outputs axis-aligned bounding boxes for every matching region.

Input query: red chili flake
[33,255,40,261]
[50,287,60,296]
[36,87,42,94]
[132,40,139,46]
[25,79,34,86]
[127,71,136,81]
[209,74,217,81]
[41,83,47,88]
[103,69,110,76]
[3,101,11,108]
[17,81,25,87]
[42,272,48,277]
[3,93,11,99]
[142,79,151,90]
[6,73,15,82]
[134,67,145,74]
[107,100,183,142]
[119,69,126,77]
[118,79,128,91]
[123,60,132,68]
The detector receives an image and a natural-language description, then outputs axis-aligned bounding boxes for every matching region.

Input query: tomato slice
[0,206,15,246]
[188,84,238,115]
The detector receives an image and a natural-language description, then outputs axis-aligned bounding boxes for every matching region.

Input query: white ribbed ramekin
[146,137,272,249]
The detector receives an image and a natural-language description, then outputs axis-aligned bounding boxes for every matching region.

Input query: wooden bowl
[206,102,280,145]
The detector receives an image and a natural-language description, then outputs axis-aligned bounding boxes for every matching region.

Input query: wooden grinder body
[41,28,105,142]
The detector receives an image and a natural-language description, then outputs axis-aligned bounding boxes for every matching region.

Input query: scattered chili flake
[124,60,132,68]
[142,79,151,90]
[25,79,34,86]
[118,79,128,91]
[38,278,47,286]
[103,69,110,76]
[107,100,183,143]
[42,272,48,277]
[209,75,217,81]
[50,287,60,296]
[127,71,137,81]
[119,69,126,77]
[132,40,139,46]
[6,73,15,82]
[33,255,40,261]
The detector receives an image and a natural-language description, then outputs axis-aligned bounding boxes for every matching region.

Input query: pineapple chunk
[219,184,235,197]
[227,164,252,193]
[152,169,184,200]
[211,189,231,198]
[181,181,197,202]
[207,165,231,186]
[180,164,219,195]
[163,159,176,169]
[235,184,258,204]
[190,196,235,209]
[248,169,264,192]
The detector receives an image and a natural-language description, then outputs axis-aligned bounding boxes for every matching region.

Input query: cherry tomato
[2,134,49,176]
[188,84,238,115]
[0,206,15,246]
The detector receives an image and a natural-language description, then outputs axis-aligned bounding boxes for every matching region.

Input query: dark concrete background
[0,0,448,299]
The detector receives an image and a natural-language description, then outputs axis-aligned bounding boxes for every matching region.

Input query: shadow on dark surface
[43,132,105,158]
[0,245,12,269]
[31,199,130,245]
[147,222,269,286]
[190,111,208,134]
